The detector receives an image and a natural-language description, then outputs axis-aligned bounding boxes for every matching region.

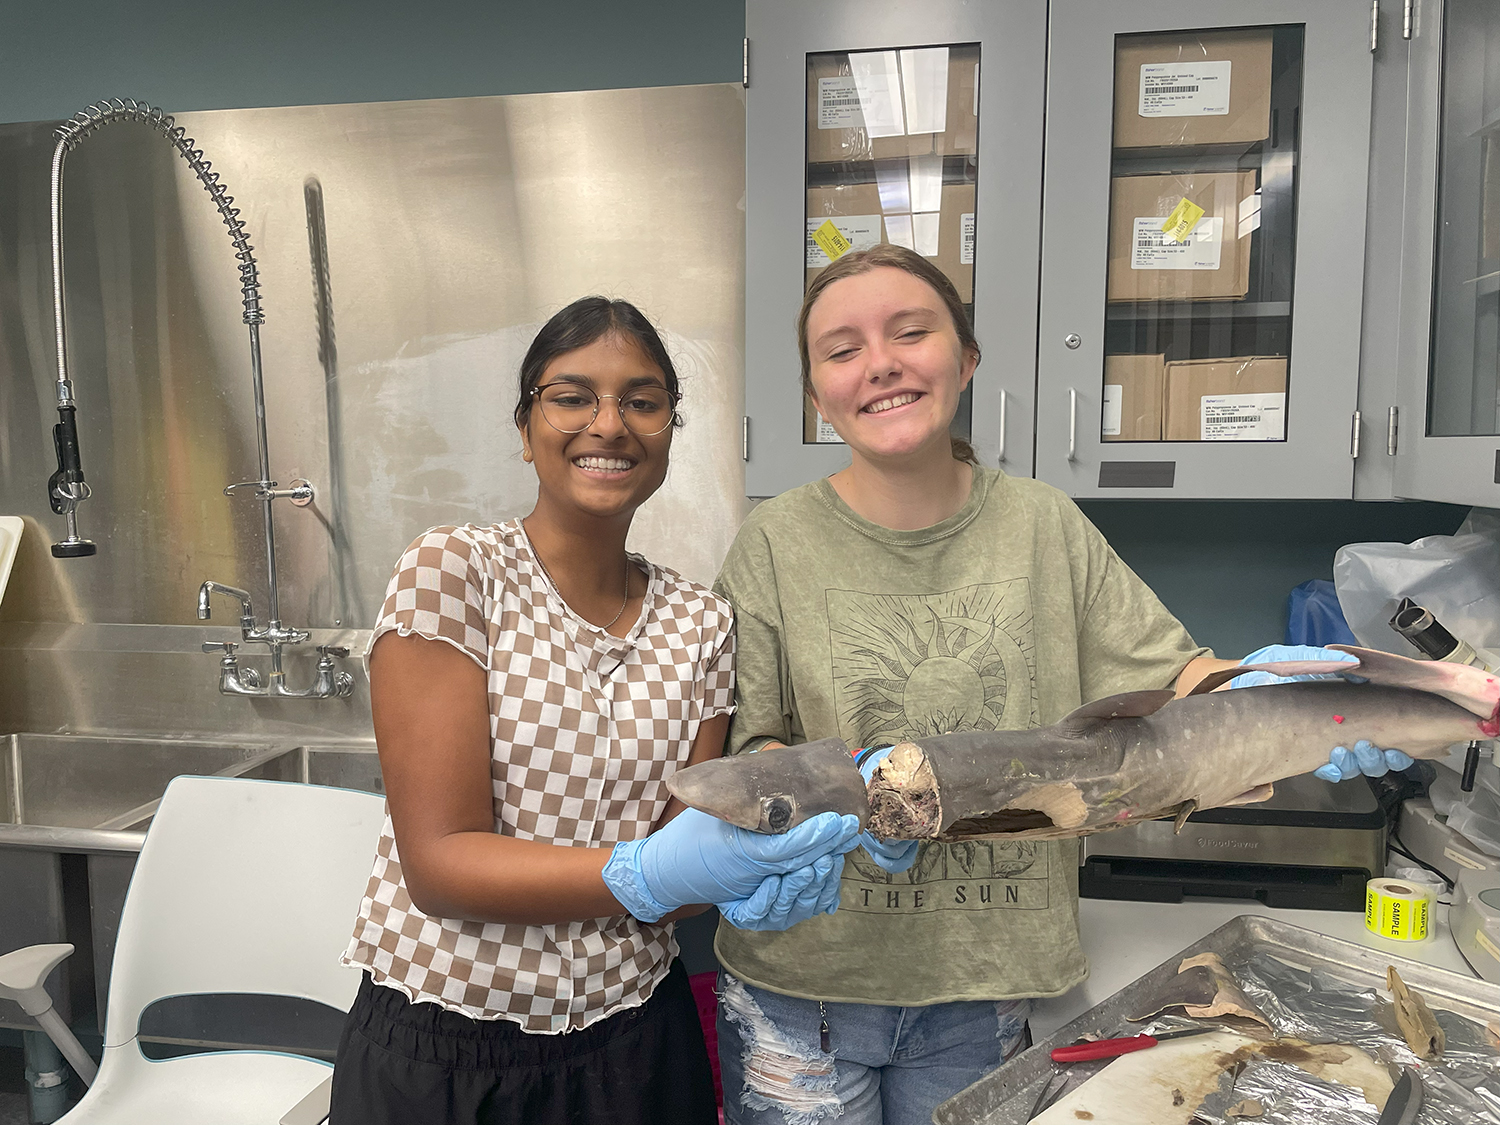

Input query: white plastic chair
[0,775,384,1124]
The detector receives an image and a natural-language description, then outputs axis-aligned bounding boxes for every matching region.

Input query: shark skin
[665,646,1500,842]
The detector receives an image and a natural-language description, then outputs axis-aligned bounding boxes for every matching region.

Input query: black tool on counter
[1025,1070,1068,1121]
[1376,1068,1423,1125]
[1390,597,1489,792]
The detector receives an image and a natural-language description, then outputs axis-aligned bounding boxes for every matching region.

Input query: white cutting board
[0,517,22,611]
[1033,1031,1394,1124]
[1035,1032,1257,1125]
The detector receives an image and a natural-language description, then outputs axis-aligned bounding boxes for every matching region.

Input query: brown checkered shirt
[342,522,735,1033]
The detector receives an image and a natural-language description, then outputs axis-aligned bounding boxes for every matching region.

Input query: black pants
[329,960,717,1125]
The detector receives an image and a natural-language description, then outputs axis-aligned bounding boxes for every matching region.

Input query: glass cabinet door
[745,0,1046,498]
[802,44,980,448]
[1429,0,1500,441]
[1392,0,1500,508]
[1036,0,1374,499]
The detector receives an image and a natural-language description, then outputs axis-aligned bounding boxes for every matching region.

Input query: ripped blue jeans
[716,972,1031,1125]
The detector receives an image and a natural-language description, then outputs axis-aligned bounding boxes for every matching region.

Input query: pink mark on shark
[1333,715,1345,724]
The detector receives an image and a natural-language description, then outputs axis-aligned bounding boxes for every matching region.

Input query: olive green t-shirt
[712,467,1210,1005]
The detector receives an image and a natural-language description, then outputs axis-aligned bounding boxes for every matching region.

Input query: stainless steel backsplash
[0,84,747,739]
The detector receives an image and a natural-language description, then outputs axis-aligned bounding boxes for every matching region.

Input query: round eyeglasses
[531,382,678,437]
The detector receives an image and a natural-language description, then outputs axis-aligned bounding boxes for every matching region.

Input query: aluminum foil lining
[1184,951,1500,1125]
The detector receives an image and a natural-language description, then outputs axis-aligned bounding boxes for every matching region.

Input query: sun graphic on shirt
[828,581,1037,747]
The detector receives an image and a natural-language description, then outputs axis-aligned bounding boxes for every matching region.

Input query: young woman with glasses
[330,297,862,1125]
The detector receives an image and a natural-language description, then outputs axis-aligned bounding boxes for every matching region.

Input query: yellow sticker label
[1367,883,1430,941]
[1161,197,1207,243]
[812,219,853,262]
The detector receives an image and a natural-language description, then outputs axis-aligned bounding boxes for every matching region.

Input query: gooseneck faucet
[45,98,350,699]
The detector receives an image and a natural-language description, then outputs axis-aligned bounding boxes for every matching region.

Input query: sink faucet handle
[317,644,350,660]
[202,641,239,656]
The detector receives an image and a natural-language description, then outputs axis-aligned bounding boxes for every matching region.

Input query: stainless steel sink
[2,734,296,842]
[0,733,382,1032]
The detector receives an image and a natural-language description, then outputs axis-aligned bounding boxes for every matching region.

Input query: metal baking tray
[934,914,1500,1125]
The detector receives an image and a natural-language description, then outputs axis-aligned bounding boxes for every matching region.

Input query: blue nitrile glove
[1316,740,1415,783]
[719,852,847,931]
[602,808,862,923]
[853,747,921,874]
[1230,645,1415,781]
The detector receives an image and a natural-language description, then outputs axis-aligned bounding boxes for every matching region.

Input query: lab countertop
[1031,898,1477,1041]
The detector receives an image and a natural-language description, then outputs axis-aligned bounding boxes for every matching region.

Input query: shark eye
[762,796,794,833]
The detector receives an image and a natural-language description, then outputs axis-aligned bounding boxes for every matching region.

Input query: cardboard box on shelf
[1102,354,1165,441]
[807,44,980,165]
[806,181,975,301]
[1113,29,1273,149]
[1163,355,1287,441]
[1107,171,1257,302]
[802,395,845,444]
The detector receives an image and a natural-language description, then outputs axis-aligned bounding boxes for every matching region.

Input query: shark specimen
[666,646,1500,841]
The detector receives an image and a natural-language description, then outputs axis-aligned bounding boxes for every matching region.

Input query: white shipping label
[806,215,882,267]
[1139,60,1232,117]
[1102,384,1123,437]
[1200,392,1286,441]
[1132,216,1223,271]
[1444,846,1489,872]
[815,412,844,444]
[818,76,864,129]
[961,213,975,264]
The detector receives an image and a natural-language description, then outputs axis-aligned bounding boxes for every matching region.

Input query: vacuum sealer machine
[1079,771,1386,911]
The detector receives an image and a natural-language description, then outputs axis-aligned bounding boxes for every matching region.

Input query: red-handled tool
[1050,1026,1217,1063]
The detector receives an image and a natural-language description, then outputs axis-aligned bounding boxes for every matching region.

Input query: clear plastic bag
[1332,509,1500,656]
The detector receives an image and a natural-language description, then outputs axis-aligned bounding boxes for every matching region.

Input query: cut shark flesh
[666,645,1500,841]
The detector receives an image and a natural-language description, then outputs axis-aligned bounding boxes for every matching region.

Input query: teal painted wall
[0,0,746,123]
[1080,500,1470,657]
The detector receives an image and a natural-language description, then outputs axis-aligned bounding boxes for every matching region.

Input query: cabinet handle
[997,389,1008,462]
[1068,388,1078,462]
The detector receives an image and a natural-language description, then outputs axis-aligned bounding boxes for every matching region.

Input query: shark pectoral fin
[1187,662,1361,696]
[1060,689,1177,729]
[1173,800,1197,834]
[1331,643,1500,723]
[1221,783,1275,806]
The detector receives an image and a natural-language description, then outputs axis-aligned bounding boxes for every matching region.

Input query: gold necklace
[524,521,633,630]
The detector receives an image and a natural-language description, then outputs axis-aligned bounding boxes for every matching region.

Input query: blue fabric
[717,972,1031,1125]
[1284,579,1358,647]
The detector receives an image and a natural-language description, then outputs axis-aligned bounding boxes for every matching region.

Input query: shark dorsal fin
[1061,689,1177,728]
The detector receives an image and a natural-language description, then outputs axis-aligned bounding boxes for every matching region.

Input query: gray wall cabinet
[747,0,1496,509]
[1390,0,1500,508]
